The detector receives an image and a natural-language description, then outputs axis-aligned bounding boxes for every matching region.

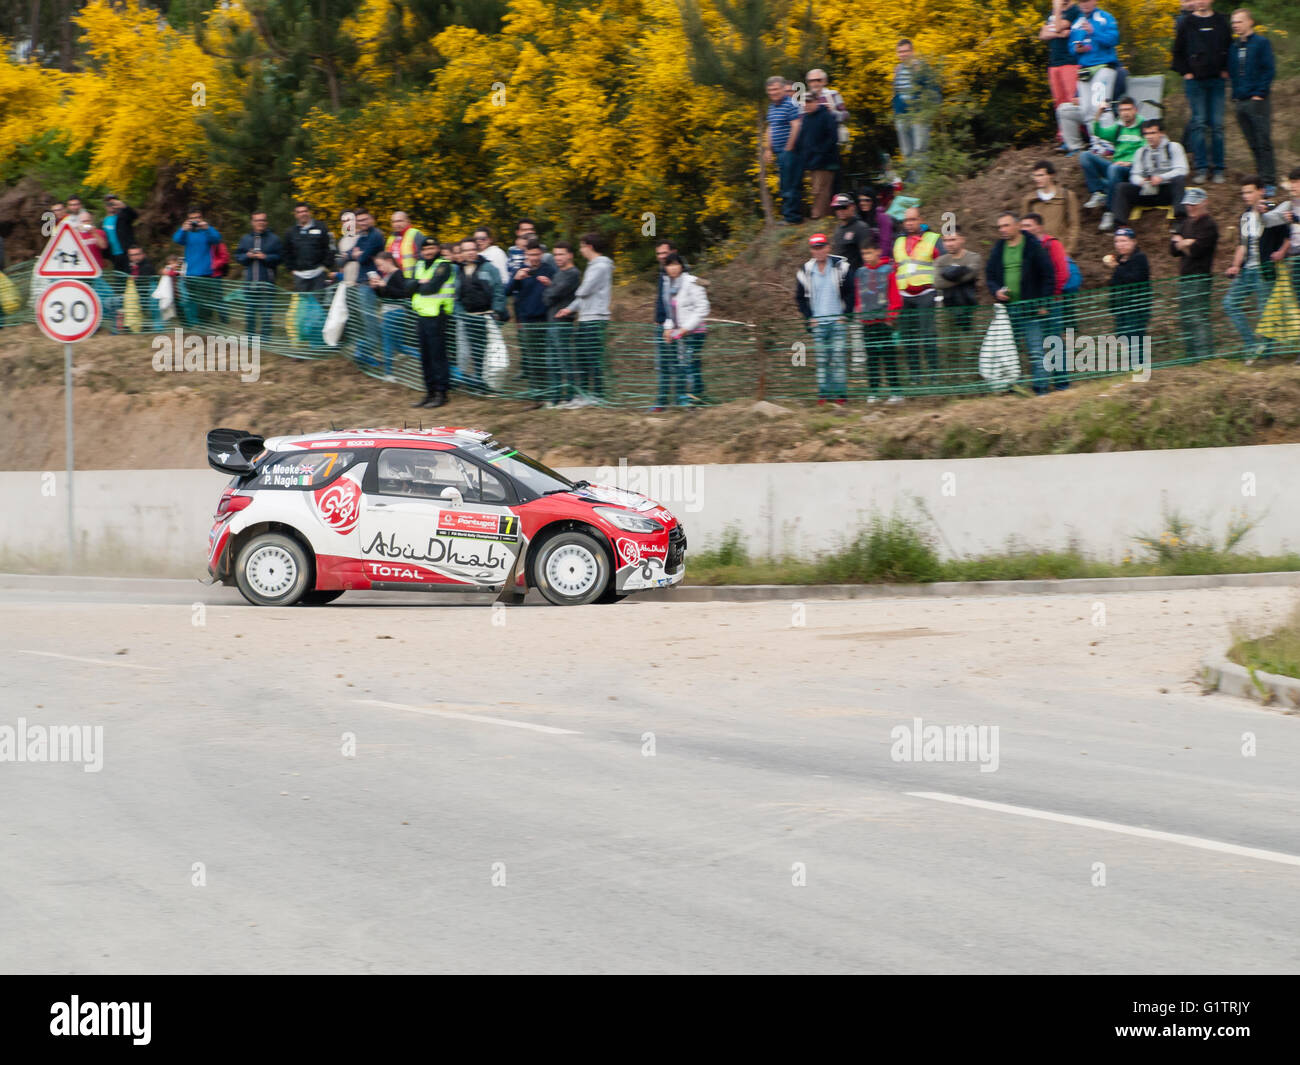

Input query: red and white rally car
[205,426,687,606]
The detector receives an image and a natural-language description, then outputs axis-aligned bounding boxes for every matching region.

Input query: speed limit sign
[37,279,102,343]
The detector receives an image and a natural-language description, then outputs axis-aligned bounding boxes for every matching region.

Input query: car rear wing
[207,428,266,474]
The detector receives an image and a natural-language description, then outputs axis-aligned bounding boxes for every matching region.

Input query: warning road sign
[35,220,103,279]
[37,279,102,343]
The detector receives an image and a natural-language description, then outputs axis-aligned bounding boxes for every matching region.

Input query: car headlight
[594,507,664,533]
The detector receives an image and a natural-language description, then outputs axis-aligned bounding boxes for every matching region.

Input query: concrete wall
[1,444,1293,575]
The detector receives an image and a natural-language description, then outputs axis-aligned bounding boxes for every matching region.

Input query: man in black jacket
[986,212,1059,393]
[102,195,138,272]
[282,202,334,293]
[544,241,582,407]
[236,210,283,341]
[371,241,454,407]
[830,193,877,272]
[1172,0,1231,184]
[1170,186,1218,359]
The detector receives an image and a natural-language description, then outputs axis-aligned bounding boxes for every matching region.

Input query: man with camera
[172,207,223,325]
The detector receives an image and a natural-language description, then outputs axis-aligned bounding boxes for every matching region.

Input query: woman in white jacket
[656,254,710,409]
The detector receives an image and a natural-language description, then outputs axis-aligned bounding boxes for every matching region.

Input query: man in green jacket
[1078,96,1144,232]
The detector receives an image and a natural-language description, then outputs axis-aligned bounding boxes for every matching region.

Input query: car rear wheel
[532,530,611,606]
[301,589,345,606]
[235,533,312,607]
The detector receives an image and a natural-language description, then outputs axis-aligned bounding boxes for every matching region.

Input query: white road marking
[358,698,582,735]
[908,791,1300,868]
[14,650,165,672]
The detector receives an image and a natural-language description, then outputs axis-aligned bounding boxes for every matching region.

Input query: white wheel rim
[246,545,298,598]
[546,543,599,597]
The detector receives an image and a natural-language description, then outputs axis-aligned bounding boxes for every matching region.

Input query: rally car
[205,426,686,606]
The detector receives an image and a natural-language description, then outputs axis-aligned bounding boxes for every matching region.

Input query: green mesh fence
[4,258,1300,404]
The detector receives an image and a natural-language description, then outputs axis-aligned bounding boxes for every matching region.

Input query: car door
[357,447,521,589]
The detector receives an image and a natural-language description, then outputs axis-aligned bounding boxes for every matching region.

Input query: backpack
[1063,254,1083,294]
[211,241,231,278]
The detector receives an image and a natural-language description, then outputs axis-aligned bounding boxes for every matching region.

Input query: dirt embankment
[3,320,1300,471]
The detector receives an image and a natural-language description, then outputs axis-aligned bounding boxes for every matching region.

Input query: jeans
[574,320,608,397]
[1010,303,1050,393]
[1224,266,1271,349]
[349,284,381,365]
[547,320,576,401]
[460,313,491,378]
[777,149,802,224]
[244,281,276,341]
[811,318,847,398]
[1183,76,1226,172]
[381,305,420,372]
[181,275,217,326]
[1234,97,1276,186]
[862,321,899,393]
[1056,65,1117,150]
[899,290,937,381]
[656,332,705,406]
[1080,154,1131,206]
[1117,178,1185,223]
[1178,274,1213,360]
[518,318,550,395]
[894,118,929,179]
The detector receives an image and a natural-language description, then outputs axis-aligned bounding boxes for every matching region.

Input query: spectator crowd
[7,5,1297,407]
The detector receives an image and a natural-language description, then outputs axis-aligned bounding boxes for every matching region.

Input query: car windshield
[461,441,573,497]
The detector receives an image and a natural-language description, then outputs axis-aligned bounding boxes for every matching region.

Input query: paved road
[2,575,1298,973]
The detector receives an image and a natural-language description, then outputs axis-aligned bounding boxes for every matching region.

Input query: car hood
[570,483,660,512]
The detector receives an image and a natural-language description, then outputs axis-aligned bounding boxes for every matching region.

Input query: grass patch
[686,507,1300,585]
[1229,604,1300,681]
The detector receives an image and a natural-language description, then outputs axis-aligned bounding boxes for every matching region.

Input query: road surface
[1,574,1298,973]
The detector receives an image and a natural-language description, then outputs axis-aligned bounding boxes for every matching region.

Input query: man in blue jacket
[1229,9,1276,195]
[172,206,222,326]
[986,212,1061,394]
[1056,0,1121,152]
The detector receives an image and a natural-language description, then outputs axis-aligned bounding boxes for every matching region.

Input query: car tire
[300,589,345,606]
[234,533,313,607]
[531,529,611,606]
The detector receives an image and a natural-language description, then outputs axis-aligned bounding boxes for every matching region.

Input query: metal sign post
[34,221,103,565]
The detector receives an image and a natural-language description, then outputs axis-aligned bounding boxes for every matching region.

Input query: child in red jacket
[854,243,905,403]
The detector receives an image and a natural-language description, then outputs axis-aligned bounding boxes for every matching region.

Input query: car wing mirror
[440,486,464,508]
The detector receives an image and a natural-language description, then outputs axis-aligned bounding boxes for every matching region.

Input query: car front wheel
[235,533,312,607]
[532,530,611,606]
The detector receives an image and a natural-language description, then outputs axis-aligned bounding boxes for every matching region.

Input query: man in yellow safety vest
[892,207,945,383]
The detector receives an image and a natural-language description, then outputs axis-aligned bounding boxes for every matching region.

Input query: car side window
[377,448,466,499]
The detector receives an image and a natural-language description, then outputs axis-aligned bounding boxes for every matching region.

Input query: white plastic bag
[151,273,176,320]
[482,315,510,390]
[323,281,349,347]
[978,304,1019,390]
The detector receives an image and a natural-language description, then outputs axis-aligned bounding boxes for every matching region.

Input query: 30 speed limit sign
[37,279,102,344]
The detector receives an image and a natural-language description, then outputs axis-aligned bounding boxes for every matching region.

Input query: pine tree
[675,0,823,224]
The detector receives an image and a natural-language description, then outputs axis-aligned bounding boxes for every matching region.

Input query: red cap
[808,233,828,246]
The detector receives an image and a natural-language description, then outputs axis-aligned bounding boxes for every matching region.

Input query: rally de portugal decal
[314,477,362,534]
